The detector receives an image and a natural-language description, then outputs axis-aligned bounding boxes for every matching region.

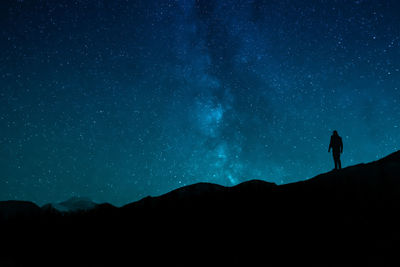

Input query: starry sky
[1,0,399,206]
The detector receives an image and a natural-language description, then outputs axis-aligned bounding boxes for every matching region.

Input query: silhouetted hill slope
[2,151,400,266]
[0,200,41,220]
[122,180,276,211]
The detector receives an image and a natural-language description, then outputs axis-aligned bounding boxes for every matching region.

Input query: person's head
[333,130,338,136]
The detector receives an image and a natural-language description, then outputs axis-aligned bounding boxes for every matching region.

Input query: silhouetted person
[328,130,343,170]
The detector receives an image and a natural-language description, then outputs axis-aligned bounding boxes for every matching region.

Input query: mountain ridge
[2,150,399,213]
[1,150,400,266]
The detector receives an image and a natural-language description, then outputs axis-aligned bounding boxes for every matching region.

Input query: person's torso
[331,135,342,150]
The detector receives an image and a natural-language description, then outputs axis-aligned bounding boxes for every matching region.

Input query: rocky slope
[1,150,400,266]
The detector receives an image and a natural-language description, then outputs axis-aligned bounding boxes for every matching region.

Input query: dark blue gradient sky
[1,0,399,206]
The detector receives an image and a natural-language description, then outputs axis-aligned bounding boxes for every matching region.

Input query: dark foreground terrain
[2,151,400,266]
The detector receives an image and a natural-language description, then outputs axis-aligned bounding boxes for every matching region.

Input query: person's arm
[328,137,332,152]
[340,138,343,153]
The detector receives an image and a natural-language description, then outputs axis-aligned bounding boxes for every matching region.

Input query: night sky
[1,0,399,206]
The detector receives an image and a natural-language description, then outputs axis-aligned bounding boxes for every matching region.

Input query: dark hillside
[1,151,400,266]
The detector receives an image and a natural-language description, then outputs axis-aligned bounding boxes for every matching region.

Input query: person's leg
[333,152,341,170]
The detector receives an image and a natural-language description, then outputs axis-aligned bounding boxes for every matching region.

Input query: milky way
[1,0,399,206]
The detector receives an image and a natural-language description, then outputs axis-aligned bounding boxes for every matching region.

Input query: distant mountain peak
[51,197,97,212]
